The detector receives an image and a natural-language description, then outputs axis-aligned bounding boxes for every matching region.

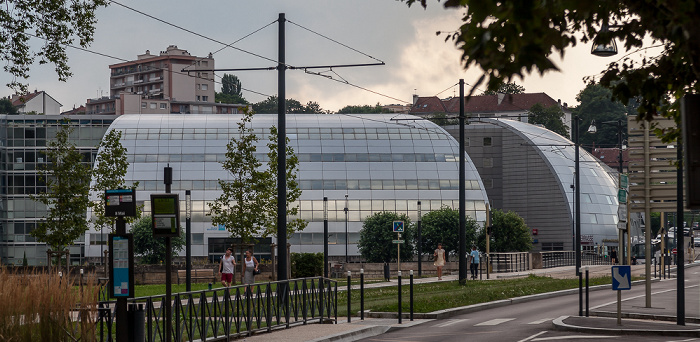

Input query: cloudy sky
[1,1,644,113]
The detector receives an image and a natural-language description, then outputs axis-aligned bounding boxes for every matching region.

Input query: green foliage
[1,0,108,93]
[0,98,18,114]
[528,103,569,137]
[478,209,532,252]
[264,125,307,238]
[572,83,628,149]
[290,252,324,278]
[358,212,414,263]
[402,0,699,141]
[216,74,248,104]
[208,109,269,244]
[131,215,185,264]
[426,112,458,126]
[91,129,140,232]
[252,96,326,113]
[420,206,478,261]
[481,82,525,95]
[337,103,392,114]
[30,122,91,253]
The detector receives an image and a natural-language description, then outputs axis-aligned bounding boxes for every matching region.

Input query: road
[358,269,700,342]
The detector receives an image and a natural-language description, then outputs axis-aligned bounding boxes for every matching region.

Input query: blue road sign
[612,265,631,290]
[393,221,404,233]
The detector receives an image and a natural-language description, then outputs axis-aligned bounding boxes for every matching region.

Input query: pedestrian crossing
[432,317,555,328]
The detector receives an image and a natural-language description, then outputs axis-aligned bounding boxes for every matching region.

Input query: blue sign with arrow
[612,265,631,290]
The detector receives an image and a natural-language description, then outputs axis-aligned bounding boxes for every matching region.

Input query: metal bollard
[360,269,365,320]
[410,270,414,321]
[398,271,402,324]
[347,271,351,323]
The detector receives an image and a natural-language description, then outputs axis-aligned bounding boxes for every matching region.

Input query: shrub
[291,253,324,278]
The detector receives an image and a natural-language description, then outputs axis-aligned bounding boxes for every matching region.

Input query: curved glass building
[85,114,489,261]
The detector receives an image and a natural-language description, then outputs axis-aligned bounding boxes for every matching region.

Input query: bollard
[585,267,589,317]
[410,270,414,321]
[128,303,145,342]
[208,282,212,290]
[360,269,365,320]
[398,271,402,324]
[384,262,390,282]
[80,268,84,292]
[347,271,352,323]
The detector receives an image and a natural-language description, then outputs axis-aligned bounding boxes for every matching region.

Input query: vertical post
[360,268,364,320]
[617,290,622,326]
[115,217,127,342]
[585,267,589,317]
[345,194,349,264]
[617,120,626,265]
[346,271,351,323]
[397,232,401,272]
[397,270,402,324]
[164,166,172,342]
[677,141,685,325]
[574,116,582,317]
[458,79,467,285]
[486,203,491,279]
[277,12,288,283]
[186,190,191,292]
[417,201,422,277]
[324,197,328,278]
[409,270,414,321]
[644,119,652,307]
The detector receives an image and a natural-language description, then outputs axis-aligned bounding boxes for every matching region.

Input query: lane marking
[434,319,468,328]
[517,330,547,342]
[474,318,515,326]
[590,286,691,310]
[532,335,617,341]
[527,318,554,325]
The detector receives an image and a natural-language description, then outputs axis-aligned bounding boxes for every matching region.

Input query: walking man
[469,245,480,280]
[219,247,236,287]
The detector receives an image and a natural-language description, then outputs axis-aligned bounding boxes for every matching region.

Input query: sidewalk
[237,262,700,341]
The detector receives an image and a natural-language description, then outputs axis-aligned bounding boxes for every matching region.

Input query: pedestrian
[242,249,259,293]
[219,247,236,287]
[434,243,445,280]
[469,245,480,280]
[610,247,618,264]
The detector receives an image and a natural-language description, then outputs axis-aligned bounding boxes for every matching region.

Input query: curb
[308,326,391,342]
[552,315,700,337]
[590,310,700,325]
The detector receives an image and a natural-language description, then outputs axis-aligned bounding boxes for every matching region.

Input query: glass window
[483,137,492,146]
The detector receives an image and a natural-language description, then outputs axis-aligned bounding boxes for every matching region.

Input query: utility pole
[458,79,466,285]
[277,13,288,282]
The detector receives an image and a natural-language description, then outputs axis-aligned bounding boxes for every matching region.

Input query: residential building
[86,45,244,115]
[591,147,629,173]
[11,91,62,115]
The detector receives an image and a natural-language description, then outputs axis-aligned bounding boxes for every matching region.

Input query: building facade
[84,114,490,262]
[11,91,62,115]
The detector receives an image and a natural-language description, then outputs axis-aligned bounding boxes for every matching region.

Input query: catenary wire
[287,20,384,63]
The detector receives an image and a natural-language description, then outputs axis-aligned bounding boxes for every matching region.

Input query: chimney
[412,94,419,105]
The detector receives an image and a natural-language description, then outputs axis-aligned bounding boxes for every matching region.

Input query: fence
[488,252,530,273]
[95,277,337,342]
[540,251,614,269]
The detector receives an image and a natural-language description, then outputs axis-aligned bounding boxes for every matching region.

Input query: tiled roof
[409,96,447,114]
[591,147,630,169]
[11,91,42,107]
[410,93,567,115]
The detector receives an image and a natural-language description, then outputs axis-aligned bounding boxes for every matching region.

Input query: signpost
[151,194,180,237]
[612,265,631,326]
[393,221,404,272]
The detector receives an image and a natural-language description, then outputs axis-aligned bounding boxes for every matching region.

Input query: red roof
[591,148,630,170]
[410,93,566,115]
[11,91,42,107]
[410,96,447,114]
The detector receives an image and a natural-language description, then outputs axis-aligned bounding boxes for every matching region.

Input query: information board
[151,193,180,237]
[109,234,134,298]
[105,189,136,217]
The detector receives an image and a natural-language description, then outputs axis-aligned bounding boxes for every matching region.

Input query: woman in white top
[242,249,259,285]
[434,243,446,280]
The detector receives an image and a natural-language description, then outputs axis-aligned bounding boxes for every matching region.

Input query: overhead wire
[286,20,384,64]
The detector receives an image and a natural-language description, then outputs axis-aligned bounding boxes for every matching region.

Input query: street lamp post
[417,201,422,277]
[574,116,582,317]
[324,197,328,278]
[344,194,349,264]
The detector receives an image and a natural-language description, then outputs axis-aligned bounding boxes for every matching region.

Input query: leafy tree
[572,83,627,149]
[419,206,479,261]
[30,122,91,261]
[426,112,458,126]
[477,209,532,252]
[358,212,414,263]
[131,215,185,264]
[263,125,307,238]
[1,0,108,93]
[91,129,140,233]
[290,252,323,277]
[208,109,269,244]
[402,0,700,140]
[481,82,525,95]
[0,98,18,114]
[337,103,392,114]
[528,103,569,137]
[215,92,249,105]
[217,74,248,104]
[253,96,326,113]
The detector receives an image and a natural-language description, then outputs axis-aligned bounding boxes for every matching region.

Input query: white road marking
[474,318,515,326]
[434,319,468,328]
[665,339,699,342]
[532,335,617,341]
[517,331,547,342]
[527,318,554,325]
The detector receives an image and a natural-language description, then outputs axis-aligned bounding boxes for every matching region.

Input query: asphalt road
[358,270,700,342]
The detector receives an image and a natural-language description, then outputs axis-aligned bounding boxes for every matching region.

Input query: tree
[208,109,269,244]
[402,0,700,139]
[253,96,326,113]
[0,98,18,114]
[481,82,525,95]
[419,206,478,261]
[263,125,307,238]
[426,112,458,126]
[572,83,628,149]
[358,212,414,263]
[91,129,140,233]
[527,103,569,137]
[30,122,91,261]
[290,252,323,277]
[337,103,392,114]
[1,0,108,93]
[477,209,532,252]
[131,215,185,264]
[217,74,248,104]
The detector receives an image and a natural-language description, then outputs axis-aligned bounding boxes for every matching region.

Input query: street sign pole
[398,232,401,272]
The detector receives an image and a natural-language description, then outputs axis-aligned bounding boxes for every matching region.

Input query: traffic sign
[612,265,631,290]
[392,240,405,244]
[672,248,677,255]
[620,174,629,190]
[393,221,404,233]
[618,189,627,203]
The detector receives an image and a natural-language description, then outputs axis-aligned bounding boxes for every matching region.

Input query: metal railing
[541,251,614,269]
[95,277,337,342]
[488,252,530,273]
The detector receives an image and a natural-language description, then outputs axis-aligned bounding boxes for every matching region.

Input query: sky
[0,0,652,113]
